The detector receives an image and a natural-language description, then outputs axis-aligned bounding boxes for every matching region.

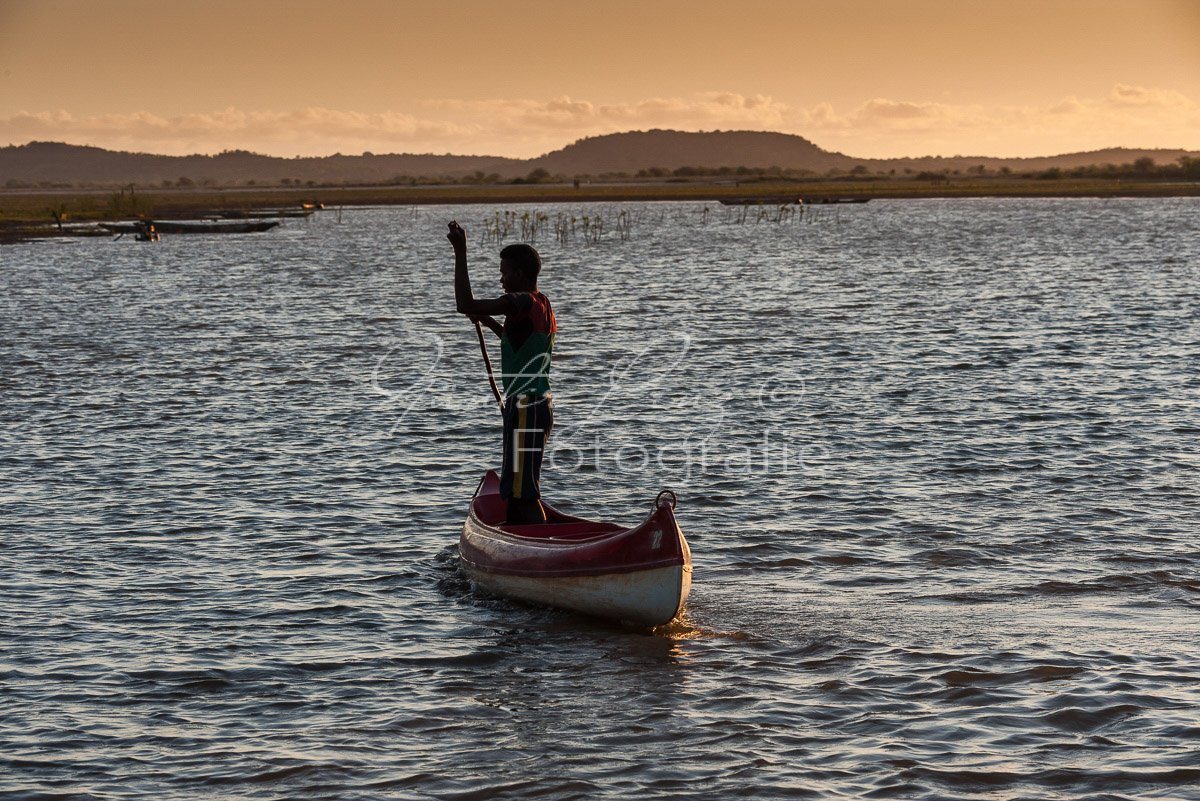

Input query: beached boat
[803,196,871,204]
[101,220,280,235]
[459,471,692,626]
[219,209,313,219]
[718,196,802,206]
[149,220,281,234]
[717,196,871,206]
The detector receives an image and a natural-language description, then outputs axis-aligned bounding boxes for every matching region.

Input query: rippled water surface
[3,198,1200,800]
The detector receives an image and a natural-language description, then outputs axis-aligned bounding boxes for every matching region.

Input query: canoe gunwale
[461,502,686,579]
[459,471,692,621]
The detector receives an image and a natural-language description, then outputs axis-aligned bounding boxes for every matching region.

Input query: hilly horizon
[525,130,861,175]
[2,130,1197,188]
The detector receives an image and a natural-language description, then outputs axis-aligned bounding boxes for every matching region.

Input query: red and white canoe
[459,471,692,626]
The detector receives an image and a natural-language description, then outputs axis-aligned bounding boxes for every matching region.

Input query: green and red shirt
[501,291,555,397]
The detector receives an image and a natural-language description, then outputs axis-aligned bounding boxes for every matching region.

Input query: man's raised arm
[448,221,517,317]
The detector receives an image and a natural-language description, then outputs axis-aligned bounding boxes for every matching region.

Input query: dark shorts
[500,394,553,500]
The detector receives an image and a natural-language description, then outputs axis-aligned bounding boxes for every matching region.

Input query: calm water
[2,198,1199,800]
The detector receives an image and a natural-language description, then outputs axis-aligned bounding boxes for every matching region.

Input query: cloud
[855,99,941,120]
[2,85,1197,159]
[812,86,1200,157]
[424,93,797,136]
[1107,83,1192,108]
[0,107,484,156]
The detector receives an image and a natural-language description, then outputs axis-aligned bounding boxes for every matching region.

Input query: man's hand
[469,313,502,337]
[447,220,467,252]
[451,221,515,318]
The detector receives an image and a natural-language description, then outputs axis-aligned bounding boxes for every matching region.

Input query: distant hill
[860,148,1200,174]
[526,130,860,174]
[527,132,1199,177]
[0,142,522,187]
[1,133,1197,187]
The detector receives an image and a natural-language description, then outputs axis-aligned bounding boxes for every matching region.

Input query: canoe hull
[461,561,691,626]
[101,220,280,235]
[459,471,692,626]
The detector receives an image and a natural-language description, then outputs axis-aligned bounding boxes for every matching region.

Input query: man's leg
[504,396,552,524]
[506,497,546,524]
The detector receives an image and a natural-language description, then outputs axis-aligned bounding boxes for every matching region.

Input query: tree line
[7,156,1198,190]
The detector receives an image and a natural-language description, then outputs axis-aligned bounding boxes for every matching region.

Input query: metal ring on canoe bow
[655,489,678,510]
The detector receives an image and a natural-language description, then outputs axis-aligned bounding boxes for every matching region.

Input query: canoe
[219,209,312,219]
[459,471,692,625]
[716,196,871,206]
[802,196,870,204]
[718,196,801,206]
[150,220,281,234]
[101,220,280,235]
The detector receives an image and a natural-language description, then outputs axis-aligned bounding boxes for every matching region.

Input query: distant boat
[804,197,870,204]
[717,196,871,206]
[219,209,313,219]
[102,220,280,235]
[718,196,801,206]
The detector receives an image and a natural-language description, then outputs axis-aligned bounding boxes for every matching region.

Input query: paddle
[474,318,504,417]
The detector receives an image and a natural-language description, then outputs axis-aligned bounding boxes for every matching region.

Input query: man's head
[499,243,542,293]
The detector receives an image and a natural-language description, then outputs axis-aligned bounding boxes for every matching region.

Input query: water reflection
[4,199,1200,799]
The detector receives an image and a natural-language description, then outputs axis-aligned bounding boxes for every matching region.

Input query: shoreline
[3,179,1198,243]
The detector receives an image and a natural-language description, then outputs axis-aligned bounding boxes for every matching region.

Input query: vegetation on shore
[2,162,1198,242]
[7,153,1200,193]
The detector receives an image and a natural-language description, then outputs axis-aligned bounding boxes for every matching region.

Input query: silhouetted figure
[448,221,556,525]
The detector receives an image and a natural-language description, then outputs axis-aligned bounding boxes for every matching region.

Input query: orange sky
[1,0,1198,159]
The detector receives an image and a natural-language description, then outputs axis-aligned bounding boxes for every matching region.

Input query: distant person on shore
[447,221,556,525]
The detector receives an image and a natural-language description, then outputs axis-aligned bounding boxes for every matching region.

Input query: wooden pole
[474,321,503,416]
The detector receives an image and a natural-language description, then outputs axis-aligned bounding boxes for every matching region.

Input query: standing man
[448,221,556,524]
